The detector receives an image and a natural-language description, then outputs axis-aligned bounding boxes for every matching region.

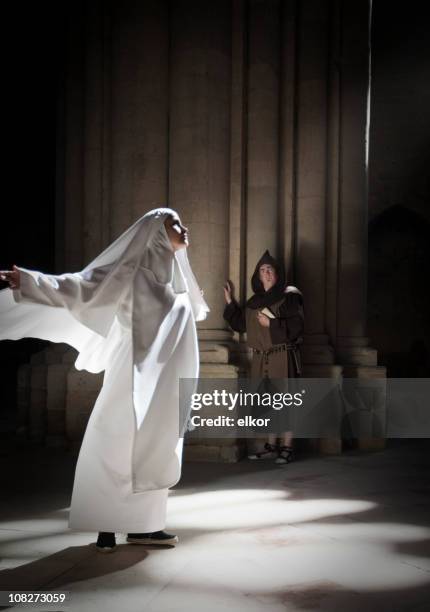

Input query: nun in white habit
[0,208,209,551]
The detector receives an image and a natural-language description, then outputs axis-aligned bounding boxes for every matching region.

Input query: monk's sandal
[248,442,278,460]
[275,445,293,465]
[127,530,178,546]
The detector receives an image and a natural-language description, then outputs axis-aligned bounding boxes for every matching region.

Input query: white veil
[0,207,209,373]
[77,207,209,329]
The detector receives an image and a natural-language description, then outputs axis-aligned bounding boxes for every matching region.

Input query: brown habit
[223,251,304,381]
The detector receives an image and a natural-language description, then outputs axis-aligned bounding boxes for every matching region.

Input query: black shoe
[126,530,178,546]
[96,531,117,553]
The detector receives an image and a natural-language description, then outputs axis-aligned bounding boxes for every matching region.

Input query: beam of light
[166,489,376,529]
[366,0,373,173]
[284,521,430,543]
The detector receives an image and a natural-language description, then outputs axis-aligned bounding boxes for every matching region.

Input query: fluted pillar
[325,0,341,348]
[110,0,169,238]
[336,0,380,370]
[61,4,85,271]
[278,0,297,280]
[295,0,329,337]
[228,0,247,305]
[82,0,107,262]
[335,0,386,452]
[245,0,280,292]
[169,0,231,331]
[337,0,369,343]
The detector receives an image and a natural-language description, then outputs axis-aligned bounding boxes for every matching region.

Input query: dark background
[368,0,430,377]
[1,0,429,430]
[0,3,62,429]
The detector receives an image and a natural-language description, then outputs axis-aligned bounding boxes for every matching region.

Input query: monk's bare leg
[274,431,294,465]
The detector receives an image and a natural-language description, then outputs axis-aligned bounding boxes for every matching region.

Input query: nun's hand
[0,265,20,289]
[257,311,270,328]
[223,281,233,304]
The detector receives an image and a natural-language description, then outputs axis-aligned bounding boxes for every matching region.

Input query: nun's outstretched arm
[11,264,114,310]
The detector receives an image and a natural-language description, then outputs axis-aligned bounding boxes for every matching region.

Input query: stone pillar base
[337,340,387,452]
[302,338,344,455]
[184,334,241,462]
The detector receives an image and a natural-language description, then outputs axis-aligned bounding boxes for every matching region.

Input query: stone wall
[13,0,388,457]
[57,1,378,353]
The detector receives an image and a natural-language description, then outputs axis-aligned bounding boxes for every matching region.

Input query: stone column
[245,0,280,292]
[336,0,386,450]
[335,0,383,370]
[169,0,231,332]
[337,0,370,348]
[278,1,344,454]
[229,0,247,305]
[294,0,335,371]
[325,0,341,348]
[110,0,169,237]
[61,5,85,271]
[226,0,248,370]
[130,0,169,220]
[57,0,171,451]
[278,0,297,280]
[82,0,109,262]
[169,0,240,461]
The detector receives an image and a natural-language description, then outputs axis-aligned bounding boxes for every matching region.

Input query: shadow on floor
[0,544,148,592]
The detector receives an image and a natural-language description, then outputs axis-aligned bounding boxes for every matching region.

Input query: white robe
[0,208,209,533]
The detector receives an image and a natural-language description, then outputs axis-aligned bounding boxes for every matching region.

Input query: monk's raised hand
[223,281,233,304]
[0,265,21,289]
[257,311,270,328]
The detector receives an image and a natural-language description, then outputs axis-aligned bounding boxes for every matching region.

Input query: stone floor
[0,440,429,611]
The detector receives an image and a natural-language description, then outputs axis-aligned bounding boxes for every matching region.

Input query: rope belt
[253,343,296,356]
[253,343,302,375]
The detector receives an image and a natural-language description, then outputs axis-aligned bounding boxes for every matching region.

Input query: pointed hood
[247,250,287,309]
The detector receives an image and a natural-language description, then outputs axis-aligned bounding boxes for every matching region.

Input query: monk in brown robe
[223,250,304,464]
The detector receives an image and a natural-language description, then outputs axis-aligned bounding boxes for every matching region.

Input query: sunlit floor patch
[167,489,376,529]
